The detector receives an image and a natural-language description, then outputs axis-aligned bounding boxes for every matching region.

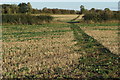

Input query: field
[2,14,120,78]
[52,14,84,22]
[80,25,119,55]
[3,24,82,78]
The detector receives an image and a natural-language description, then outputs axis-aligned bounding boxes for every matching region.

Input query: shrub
[84,10,120,22]
[112,11,120,20]
[84,12,102,22]
[2,14,53,25]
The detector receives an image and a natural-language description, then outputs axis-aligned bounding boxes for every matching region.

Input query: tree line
[2,14,53,24]
[1,2,77,14]
[80,5,120,22]
[1,2,119,22]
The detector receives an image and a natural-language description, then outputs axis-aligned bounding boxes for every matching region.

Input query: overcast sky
[0,0,119,2]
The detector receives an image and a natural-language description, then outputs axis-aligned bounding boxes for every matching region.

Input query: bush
[84,10,120,22]
[2,14,53,25]
[84,12,104,22]
[84,12,102,22]
[112,11,120,20]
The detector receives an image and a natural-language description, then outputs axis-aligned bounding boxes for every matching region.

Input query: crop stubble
[81,26,119,55]
[3,24,81,78]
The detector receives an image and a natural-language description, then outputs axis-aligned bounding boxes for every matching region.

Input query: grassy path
[69,23,119,78]
[80,25,119,55]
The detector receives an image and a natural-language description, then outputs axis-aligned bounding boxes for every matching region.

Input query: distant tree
[2,3,76,14]
[27,2,32,13]
[103,8,113,20]
[91,8,95,11]
[42,7,53,14]
[95,9,103,13]
[80,5,85,14]
[18,3,28,13]
[90,8,95,12]
[6,7,11,14]
[47,9,53,14]
[42,7,48,13]
[2,4,11,14]
[55,9,61,14]
[51,9,61,14]
[32,8,40,14]
[113,11,120,20]
[70,10,76,14]
[104,8,111,12]
[11,4,18,14]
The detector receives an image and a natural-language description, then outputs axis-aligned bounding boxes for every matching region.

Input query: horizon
[0,0,119,2]
[0,2,118,11]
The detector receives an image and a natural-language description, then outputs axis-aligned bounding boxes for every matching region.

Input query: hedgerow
[2,14,53,25]
[84,11,120,22]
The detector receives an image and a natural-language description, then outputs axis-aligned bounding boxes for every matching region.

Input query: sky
[0,0,120,2]
[0,0,119,11]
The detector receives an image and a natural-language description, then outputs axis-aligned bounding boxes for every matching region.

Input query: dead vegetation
[2,14,119,79]
[2,24,82,78]
[52,14,83,22]
[81,26,119,55]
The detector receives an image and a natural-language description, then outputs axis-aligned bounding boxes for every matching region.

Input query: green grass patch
[78,23,119,27]
[70,23,119,78]
[92,28,119,31]
[3,24,71,42]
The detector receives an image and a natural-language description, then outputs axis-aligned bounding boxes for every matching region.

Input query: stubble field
[3,24,83,78]
[2,15,120,78]
[80,25,119,55]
